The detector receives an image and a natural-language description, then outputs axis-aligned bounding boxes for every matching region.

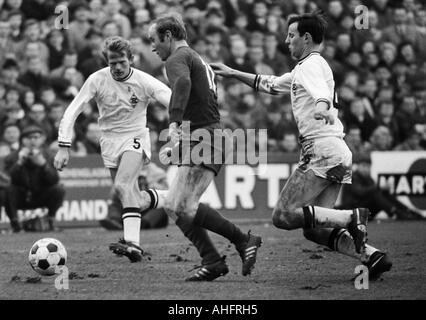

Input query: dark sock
[175,217,221,265]
[193,203,248,246]
[327,228,346,251]
[303,206,316,229]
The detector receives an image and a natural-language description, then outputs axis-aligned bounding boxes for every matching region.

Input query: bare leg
[272,168,354,230]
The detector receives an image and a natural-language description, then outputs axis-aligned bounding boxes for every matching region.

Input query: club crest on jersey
[128,87,139,107]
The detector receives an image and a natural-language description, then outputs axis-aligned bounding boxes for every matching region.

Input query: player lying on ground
[210,11,392,281]
[146,13,262,281]
[54,36,171,262]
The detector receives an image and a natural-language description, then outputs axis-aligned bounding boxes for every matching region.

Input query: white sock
[122,208,141,246]
[304,206,352,229]
[331,229,378,261]
[155,189,168,208]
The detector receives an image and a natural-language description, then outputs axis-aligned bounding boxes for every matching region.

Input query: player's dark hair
[287,11,328,44]
[154,13,187,41]
[102,36,133,61]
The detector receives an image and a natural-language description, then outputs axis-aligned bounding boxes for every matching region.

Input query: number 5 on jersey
[133,138,141,150]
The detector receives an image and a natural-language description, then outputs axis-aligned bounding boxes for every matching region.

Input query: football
[28,238,67,276]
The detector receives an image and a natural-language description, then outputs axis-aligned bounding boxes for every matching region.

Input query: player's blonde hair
[102,36,133,61]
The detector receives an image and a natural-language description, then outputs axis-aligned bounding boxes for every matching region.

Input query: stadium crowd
[0,0,425,157]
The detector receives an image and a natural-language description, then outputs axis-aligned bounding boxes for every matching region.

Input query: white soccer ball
[28,238,67,276]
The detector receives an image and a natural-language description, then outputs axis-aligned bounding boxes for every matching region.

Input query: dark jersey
[165,46,220,129]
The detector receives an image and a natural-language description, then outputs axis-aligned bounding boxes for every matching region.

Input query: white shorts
[298,136,352,184]
[99,129,151,169]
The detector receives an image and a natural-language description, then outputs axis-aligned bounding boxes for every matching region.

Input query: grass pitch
[0,219,425,300]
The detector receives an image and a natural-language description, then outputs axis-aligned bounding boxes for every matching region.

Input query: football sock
[193,203,248,245]
[122,207,141,246]
[328,228,378,261]
[303,206,352,229]
[145,188,167,211]
[175,217,221,265]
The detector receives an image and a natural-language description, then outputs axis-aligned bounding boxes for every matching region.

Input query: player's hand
[314,110,335,125]
[168,122,181,145]
[159,147,172,165]
[54,147,70,171]
[209,63,234,77]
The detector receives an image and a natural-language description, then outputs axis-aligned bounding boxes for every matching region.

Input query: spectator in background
[382,6,419,49]
[1,123,20,151]
[280,131,299,153]
[344,125,371,155]
[47,102,64,142]
[46,29,68,71]
[1,58,28,92]
[16,19,49,67]
[394,129,425,151]
[50,50,84,89]
[263,32,292,74]
[375,100,400,147]
[67,3,92,54]
[247,45,274,75]
[344,98,377,142]
[352,10,383,48]
[0,19,15,67]
[3,125,65,232]
[78,28,106,79]
[339,154,424,220]
[81,121,101,154]
[367,125,393,151]
[20,102,55,144]
[94,0,131,39]
[247,1,269,32]
[17,57,50,95]
[395,95,422,142]
[226,36,255,74]
[3,103,25,128]
[326,0,346,40]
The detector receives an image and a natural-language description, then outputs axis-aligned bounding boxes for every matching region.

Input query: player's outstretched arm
[56,74,97,170]
[210,63,292,95]
[210,63,257,88]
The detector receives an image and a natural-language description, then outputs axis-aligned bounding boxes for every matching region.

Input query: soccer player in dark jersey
[148,14,262,281]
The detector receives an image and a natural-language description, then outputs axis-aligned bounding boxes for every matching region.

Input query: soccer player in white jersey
[211,11,392,280]
[54,36,171,263]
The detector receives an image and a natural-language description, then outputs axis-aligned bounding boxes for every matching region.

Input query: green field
[0,219,425,300]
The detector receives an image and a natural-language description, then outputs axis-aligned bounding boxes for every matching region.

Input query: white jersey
[58,67,171,147]
[255,52,344,141]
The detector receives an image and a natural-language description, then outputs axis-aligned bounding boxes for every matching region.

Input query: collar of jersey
[298,51,321,65]
[115,68,134,82]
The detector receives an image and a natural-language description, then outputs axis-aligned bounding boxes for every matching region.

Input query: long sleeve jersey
[165,46,220,130]
[58,67,171,147]
[254,51,345,142]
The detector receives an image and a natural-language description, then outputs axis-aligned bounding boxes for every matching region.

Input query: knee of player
[113,180,130,199]
[271,208,294,230]
[164,199,196,220]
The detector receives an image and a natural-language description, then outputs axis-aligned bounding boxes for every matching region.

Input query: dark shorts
[170,123,232,176]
